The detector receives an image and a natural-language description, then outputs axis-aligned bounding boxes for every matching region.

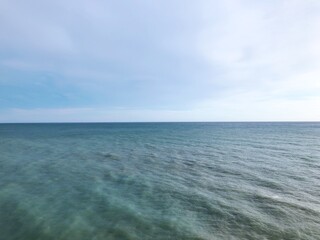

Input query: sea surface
[0,122,320,240]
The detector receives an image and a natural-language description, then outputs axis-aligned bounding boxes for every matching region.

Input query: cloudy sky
[0,0,319,122]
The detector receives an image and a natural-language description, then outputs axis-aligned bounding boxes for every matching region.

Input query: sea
[0,122,319,240]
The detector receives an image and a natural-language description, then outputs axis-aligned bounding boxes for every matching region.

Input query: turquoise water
[0,122,320,240]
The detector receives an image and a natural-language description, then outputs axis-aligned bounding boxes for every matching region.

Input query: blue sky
[1,0,320,122]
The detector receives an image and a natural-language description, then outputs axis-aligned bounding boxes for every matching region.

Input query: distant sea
[0,122,319,240]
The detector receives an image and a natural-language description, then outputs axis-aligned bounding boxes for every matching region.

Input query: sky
[0,0,320,122]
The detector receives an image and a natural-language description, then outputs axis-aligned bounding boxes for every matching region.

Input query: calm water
[0,122,320,240]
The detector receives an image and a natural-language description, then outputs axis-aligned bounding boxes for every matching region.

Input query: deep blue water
[0,122,320,239]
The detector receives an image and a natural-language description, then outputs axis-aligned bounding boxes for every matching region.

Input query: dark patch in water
[99,152,120,160]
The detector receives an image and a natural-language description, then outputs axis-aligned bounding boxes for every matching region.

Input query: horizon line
[1,121,319,124]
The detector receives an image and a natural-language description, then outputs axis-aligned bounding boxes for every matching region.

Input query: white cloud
[197,0,320,83]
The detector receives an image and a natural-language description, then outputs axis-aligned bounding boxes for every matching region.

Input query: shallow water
[0,122,320,239]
